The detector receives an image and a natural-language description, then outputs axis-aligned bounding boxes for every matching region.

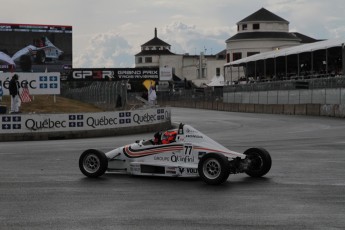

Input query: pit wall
[159,100,345,118]
[0,107,171,141]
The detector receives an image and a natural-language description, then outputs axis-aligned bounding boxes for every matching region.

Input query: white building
[225,8,318,83]
[135,28,226,87]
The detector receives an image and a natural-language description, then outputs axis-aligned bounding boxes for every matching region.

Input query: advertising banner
[0,108,171,134]
[0,72,60,95]
[68,68,160,81]
[159,67,173,81]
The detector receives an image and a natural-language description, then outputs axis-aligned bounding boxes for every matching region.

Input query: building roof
[135,49,175,56]
[141,28,171,47]
[226,38,345,66]
[238,7,289,23]
[226,31,300,42]
[291,32,321,43]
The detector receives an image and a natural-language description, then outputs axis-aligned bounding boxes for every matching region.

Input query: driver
[153,132,161,145]
[161,130,177,144]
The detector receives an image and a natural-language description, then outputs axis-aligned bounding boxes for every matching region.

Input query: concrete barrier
[283,105,295,115]
[1,121,171,142]
[272,105,284,114]
[320,104,335,117]
[0,107,172,142]
[254,104,264,113]
[306,104,320,116]
[246,104,255,113]
[294,104,307,115]
[263,105,273,114]
[165,100,344,118]
[334,104,345,118]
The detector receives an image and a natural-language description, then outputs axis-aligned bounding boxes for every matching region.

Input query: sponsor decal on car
[178,167,198,175]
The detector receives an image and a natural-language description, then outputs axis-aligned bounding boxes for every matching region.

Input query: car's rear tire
[244,148,272,177]
[198,153,230,185]
[79,149,108,178]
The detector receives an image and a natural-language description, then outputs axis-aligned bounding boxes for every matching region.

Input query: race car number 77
[184,146,193,155]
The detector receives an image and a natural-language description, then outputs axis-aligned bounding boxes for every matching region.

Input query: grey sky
[2,0,345,67]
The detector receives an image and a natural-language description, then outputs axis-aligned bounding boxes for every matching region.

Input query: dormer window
[242,24,247,30]
[253,23,260,30]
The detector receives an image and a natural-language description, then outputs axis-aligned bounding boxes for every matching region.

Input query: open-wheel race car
[79,123,272,185]
[12,36,64,64]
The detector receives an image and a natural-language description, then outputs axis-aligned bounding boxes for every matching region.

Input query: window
[233,52,242,61]
[237,25,239,31]
[226,53,230,63]
[216,68,220,76]
[253,24,260,30]
[138,57,142,63]
[145,57,152,63]
[242,24,247,30]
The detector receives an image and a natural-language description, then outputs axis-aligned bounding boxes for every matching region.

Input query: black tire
[35,50,46,63]
[79,149,108,178]
[244,148,272,177]
[198,153,230,185]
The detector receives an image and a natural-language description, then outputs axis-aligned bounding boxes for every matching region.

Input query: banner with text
[0,108,171,134]
[0,72,60,95]
[69,68,160,81]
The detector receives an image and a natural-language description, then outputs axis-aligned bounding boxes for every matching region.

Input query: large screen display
[0,23,72,73]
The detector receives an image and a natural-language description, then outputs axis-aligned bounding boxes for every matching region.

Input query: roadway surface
[1,108,345,229]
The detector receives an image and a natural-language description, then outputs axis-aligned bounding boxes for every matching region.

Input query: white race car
[79,123,272,185]
[12,36,63,64]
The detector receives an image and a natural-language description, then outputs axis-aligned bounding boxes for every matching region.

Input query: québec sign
[0,72,60,95]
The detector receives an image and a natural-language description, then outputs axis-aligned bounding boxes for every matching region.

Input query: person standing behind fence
[0,85,3,102]
[9,74,21,113]
[148,85,157,105]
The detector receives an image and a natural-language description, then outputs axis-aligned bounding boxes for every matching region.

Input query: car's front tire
[244,148,272,177]
[198,153,230,185]
[79,149,108,178]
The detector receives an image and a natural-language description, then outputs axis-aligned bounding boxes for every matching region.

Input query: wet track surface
[1,108,345,229]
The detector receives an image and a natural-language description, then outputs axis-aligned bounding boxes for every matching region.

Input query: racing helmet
[161,130,177,144]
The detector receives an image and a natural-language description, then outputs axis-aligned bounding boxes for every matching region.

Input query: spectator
[148,85,157,105]
[0,85,3,102]
[9,74,21,113]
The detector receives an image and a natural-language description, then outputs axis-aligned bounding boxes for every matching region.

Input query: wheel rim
[203,158,221,179]
[83,154,100,173]
[248,154,263,171]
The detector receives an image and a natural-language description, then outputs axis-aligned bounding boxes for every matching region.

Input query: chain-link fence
[61,81,128,110]
[60,76,345,110]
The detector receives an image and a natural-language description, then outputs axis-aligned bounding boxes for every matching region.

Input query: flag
[20,87,32,103]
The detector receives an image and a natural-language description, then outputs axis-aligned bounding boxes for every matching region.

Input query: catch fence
[61,81,128,110]
[60,77,345,110]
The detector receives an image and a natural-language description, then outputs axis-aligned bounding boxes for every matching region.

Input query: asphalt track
[1,108,345,230]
